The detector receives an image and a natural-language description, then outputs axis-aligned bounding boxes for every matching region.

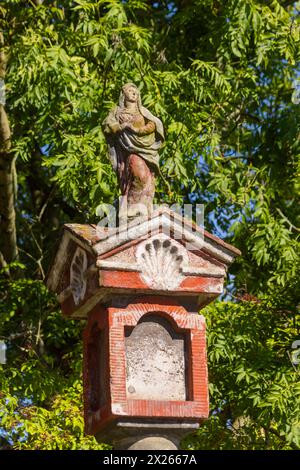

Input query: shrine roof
[63,206,241,257]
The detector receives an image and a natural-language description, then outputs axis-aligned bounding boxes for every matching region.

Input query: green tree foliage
[0,0,299,449]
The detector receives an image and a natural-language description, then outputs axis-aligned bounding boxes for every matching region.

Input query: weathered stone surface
[136,234,188,290]
[125,315,186,401]
[95,417,199,449]
[128,437,178,450]
[70,247,87,305]
[46,207,241,319]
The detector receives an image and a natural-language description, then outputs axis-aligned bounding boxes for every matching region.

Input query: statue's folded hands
[130,120,156,136]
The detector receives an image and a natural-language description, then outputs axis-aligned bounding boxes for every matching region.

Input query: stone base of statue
[118,196,153,225]
[46,207,240,449]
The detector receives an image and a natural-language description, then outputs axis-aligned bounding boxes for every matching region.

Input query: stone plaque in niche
[125,315,187,401]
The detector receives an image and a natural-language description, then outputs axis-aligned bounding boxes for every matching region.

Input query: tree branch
[269,426,299,450]
[276,207,300,233]
[0,32,18,268]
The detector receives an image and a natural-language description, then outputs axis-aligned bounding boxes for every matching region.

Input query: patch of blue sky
[0,396,33,446]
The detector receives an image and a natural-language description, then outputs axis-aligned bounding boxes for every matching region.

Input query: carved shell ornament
[136,235,188,290]
[70,247,87,305]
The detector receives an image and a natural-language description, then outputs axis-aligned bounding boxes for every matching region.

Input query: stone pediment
[46,207,241,318]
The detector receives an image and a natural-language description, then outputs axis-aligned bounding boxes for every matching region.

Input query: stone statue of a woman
[103,83,164,220]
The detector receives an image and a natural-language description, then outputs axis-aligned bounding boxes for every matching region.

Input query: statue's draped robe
[103,106,164,196]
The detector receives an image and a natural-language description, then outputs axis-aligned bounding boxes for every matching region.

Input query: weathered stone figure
[103,83,164,219]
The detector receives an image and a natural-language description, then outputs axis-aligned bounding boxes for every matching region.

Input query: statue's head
[119,83,142,109]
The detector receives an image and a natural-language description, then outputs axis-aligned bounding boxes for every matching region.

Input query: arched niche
[125,313,189,401]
